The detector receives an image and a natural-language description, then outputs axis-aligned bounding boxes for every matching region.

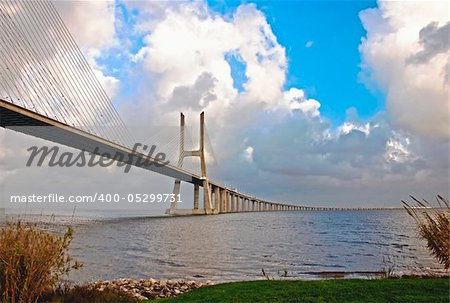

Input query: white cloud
[130,2,287,119]
[53,0,117,50]
[54,1,120,99]
[242,146,254,163]
[338,122,371,136]
[305,41,313,48]
[385,136,415,164]
[359,0,449,139]
[279,88,321,117]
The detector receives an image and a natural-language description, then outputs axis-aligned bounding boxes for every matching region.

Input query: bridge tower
[166,112,213,215]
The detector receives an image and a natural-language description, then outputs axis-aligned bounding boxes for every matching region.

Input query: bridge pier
[214,186,220,214]
[189,185,200,215]
[220,188,227,213]
[203,180,213,214]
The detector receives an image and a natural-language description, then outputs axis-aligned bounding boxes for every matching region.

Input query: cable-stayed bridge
[0,0,356,215]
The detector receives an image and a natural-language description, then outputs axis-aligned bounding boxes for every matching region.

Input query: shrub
[39,284,137,303]
[0,222,81,303]
[403,195,450,270]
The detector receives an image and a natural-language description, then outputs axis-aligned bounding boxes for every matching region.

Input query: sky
[0,0,449,211]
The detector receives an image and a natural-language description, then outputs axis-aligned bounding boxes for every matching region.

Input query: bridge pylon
[166,112,213,215]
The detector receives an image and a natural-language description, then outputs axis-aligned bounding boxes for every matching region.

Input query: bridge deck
[0,99,203,185]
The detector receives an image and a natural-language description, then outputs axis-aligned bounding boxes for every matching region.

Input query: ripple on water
[5,210,445,283]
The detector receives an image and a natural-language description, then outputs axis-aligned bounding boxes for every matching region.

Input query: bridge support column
[222,189,228,213]
[193,184,199,210]
[214,186,220,214]
[203,180,213,214]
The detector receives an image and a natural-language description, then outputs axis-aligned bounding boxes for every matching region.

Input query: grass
[144,278,450,303]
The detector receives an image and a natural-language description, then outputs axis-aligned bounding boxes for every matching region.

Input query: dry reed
[0,222,81,303]
[403,195,449,270]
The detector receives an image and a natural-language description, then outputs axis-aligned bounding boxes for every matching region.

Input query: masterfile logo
[25,143,170,173]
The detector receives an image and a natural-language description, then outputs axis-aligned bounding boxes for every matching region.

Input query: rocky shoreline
[90,278,215,301]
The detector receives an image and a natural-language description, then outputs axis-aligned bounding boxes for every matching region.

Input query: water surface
[6,209,445,282]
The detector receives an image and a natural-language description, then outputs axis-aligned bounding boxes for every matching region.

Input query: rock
[142,280,152,287]
[88,277,212,301]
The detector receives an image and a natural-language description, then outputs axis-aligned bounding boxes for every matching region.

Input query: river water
[4,209,446,282]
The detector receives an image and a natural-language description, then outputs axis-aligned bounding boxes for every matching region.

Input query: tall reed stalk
[403,195,449,270]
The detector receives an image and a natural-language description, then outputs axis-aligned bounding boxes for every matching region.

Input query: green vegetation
[150,278,449,303]
[403,195,450,269]
[0,222,80,303]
